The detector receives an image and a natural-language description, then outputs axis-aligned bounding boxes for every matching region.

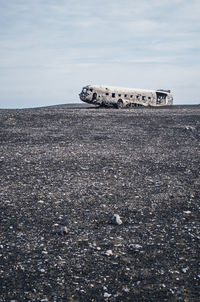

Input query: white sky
[0,0,200,108]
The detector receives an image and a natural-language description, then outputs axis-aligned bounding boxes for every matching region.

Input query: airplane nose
[79,93,86,100]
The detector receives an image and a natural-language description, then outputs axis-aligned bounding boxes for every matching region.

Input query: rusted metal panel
[79,85,173,108]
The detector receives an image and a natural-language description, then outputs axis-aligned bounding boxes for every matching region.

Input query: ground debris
[59,226,69,234]
[0,105,199,301]
[111,214,122,225]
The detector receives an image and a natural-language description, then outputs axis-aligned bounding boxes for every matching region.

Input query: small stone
[104,292,111,298]
[123,286,129,292]
[111,214,122,225]
[60,226,68,234]
[183,211,191,214]
[38,200,44,204]
[184,126,196,132]
[40,269,45,273]
[182,267,189,273]
[89,284,94,288]
[105,250,113,256]
[42,250,48,254]
[129,244,142,249]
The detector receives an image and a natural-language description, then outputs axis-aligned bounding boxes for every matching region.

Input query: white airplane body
[79,85,173,108]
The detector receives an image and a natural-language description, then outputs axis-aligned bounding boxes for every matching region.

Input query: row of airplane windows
[89,88,150,99]
[89,88,151,101]
[104,92,151,100]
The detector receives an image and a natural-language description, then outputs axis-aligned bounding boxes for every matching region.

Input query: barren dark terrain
[0,104,199,302]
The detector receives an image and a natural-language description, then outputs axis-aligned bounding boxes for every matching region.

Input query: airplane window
[106,93,109,96]
[118,94,121,97]
[112,93,115,98]
[90,88,93,92]
[92,93,97,100]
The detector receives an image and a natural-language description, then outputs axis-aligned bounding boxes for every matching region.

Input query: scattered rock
[182,267,189,273]
[183,210,191,214]
[42,250,48,255]
[123,286,129,292]
[38,200,44,204]
[40,269,45,273]
[105,250,113,256]
[59,226,68,234]
[104,292,112,298]
[129,244,142,249]
[111,214,122,225]
[184,126,196,132]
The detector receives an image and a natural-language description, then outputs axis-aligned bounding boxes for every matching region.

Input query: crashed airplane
[79,85,173,108]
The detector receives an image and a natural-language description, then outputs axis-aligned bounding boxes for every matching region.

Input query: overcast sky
[0,0,200,108]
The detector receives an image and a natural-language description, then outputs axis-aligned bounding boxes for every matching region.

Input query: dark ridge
[1,103,200,111]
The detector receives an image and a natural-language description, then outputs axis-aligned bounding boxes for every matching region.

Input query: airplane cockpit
[79,86,96,103]
[79,87,89,101]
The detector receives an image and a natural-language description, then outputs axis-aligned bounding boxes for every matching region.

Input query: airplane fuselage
[79,85,173,108]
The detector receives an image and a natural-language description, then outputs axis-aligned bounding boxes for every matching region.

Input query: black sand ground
[0,105,199,301]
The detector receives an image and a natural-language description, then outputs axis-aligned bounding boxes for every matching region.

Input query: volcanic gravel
[0,105,199,302]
